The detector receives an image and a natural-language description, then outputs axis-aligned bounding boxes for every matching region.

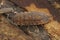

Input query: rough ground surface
[9,0,60,40]
[0,15,33,40]
[0,0,60,40]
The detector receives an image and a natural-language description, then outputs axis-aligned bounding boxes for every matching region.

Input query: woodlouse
[7,11,51,26]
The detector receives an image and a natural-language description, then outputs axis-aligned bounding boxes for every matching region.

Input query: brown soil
[0,0,60,40]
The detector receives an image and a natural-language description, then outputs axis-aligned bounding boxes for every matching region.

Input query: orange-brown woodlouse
[6,11,51,26]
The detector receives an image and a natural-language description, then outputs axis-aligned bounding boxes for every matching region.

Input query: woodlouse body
[7,11,51,26]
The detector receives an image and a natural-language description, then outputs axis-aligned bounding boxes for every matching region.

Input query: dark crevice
[18,25,51,40]
[37,25,51,40]
[18,25,29,35]
[2,13,7,18]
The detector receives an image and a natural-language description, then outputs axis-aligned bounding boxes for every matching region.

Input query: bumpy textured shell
[8,11,51,25]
